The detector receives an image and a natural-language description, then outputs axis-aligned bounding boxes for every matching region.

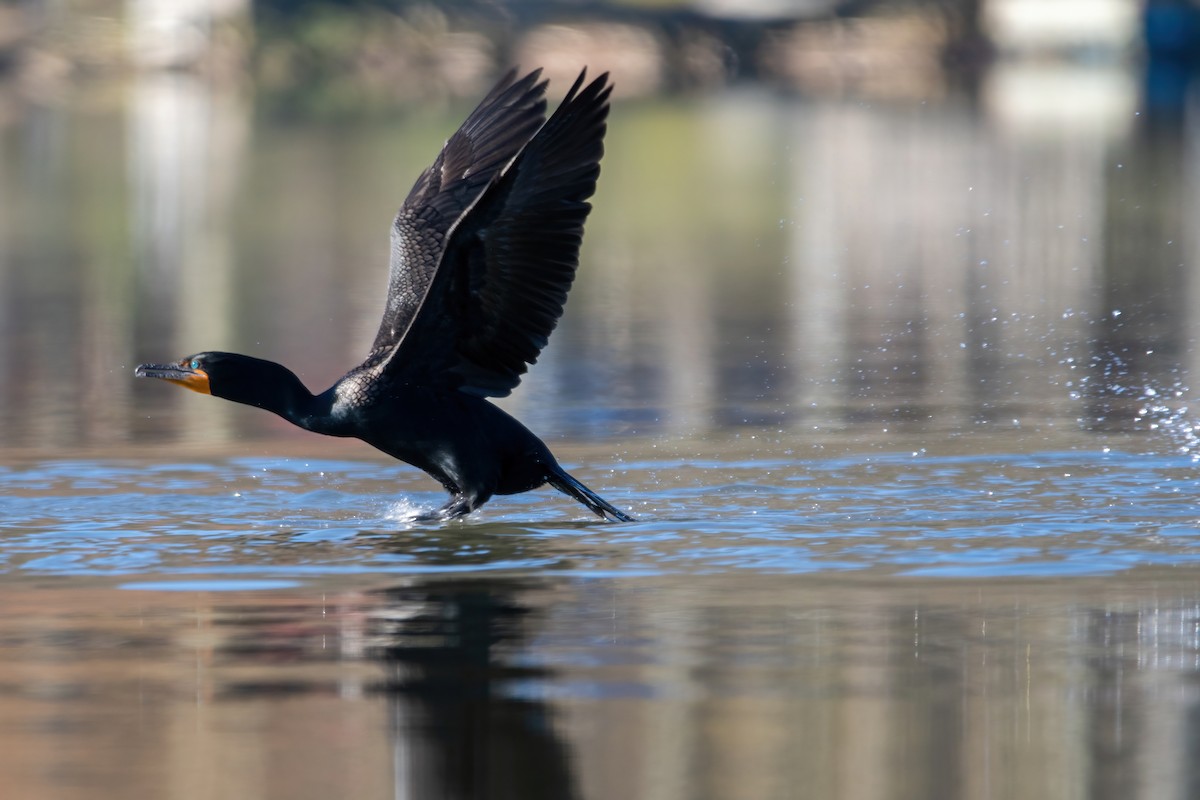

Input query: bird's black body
[136,69,630,522]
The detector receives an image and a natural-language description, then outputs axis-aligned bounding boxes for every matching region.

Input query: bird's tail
[547,465,633,522]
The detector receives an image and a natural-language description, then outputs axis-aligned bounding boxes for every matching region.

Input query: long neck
[214,357,323,429]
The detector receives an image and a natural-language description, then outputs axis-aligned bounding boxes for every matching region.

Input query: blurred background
[1,0,1198,458]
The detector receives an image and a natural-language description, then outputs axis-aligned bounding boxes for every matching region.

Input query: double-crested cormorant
[136,68,631,522]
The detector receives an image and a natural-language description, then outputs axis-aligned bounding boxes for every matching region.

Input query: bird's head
[135,353,216,395]
[136,351,316,425]
[135,351,302,404]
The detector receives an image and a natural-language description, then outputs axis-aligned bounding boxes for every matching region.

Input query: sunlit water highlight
[4,442,1198,583]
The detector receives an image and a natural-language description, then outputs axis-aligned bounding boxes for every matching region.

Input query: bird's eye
[190,359,200,370]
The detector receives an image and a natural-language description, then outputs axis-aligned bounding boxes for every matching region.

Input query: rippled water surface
[5,442,1200,580]
[5,43,1200,800]
[5,434,1200,798]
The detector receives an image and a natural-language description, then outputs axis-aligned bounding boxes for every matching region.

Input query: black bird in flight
[136,68,631,522]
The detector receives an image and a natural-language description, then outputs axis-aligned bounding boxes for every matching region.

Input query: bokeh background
[2,0,1198,457]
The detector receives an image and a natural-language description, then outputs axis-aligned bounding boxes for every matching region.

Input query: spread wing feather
[377,70,612,397]
[369,69,548,357]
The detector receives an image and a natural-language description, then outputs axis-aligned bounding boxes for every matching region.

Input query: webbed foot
[412,494,478,522]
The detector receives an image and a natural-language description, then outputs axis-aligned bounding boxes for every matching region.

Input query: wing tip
[561,67,613,106]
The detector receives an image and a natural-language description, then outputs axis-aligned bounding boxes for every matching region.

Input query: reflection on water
[3,572,1200,799]
[374,581,579,800]
[3,36,1200,800]
[2,443,1198,795]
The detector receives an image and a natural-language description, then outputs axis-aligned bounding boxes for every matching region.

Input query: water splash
[1137,384,1200,461]
[383,497,435,524]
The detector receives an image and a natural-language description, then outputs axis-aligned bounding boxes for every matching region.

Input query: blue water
[4,447,1197,584]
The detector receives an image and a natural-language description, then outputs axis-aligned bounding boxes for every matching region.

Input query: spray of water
[1080,347,1197,461]
[1136,384,1200,461]
[383,497,432,523]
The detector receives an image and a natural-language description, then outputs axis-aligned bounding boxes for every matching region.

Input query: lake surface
[3,56,1200,798]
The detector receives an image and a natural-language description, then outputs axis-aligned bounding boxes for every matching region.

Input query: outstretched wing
[369,69,548,357]
[377,70,612,397]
